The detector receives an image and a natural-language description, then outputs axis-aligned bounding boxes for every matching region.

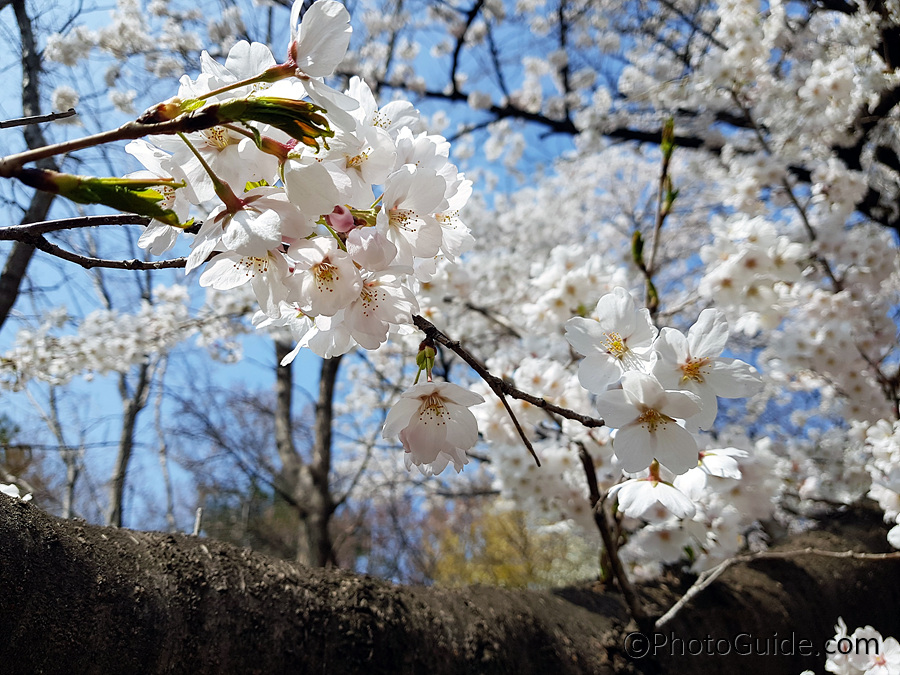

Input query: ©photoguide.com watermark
[623,630,883,659]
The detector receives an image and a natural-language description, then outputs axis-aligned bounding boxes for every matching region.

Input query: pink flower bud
[325,205,356,233]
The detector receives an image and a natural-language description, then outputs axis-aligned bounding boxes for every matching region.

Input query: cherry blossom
[594,371,701,475]
[566,286,658,394]
[652,309,762,430]
[287,237,362,317]
[382,382,485,475]
[608,475,696,520]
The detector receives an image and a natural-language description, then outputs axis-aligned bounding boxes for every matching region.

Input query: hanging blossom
[382,382,485,475]
[608,461,696,519]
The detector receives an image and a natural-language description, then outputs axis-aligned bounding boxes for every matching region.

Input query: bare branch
[0,108,77,129]
[412,314,605,430]
[21,234,188,270]
[655,546,900,630]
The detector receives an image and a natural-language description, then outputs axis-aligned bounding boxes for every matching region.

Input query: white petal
[594,389,639,428]
[655,423,700,475]
[612,424,656,473]
[659,389,703,421]
[614,480,658,517]
[436,383,485,407]
[688,308,729,357]
[578,353,624,394]
[565,316,607,356]
[706,359,762,397]
[294,0,352,78]
[653,482,696,519]
[382,397,423,438]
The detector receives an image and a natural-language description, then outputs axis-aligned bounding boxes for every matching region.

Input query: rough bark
[2,496,899,675]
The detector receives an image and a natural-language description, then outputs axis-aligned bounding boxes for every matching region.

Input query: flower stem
[176,132,242,212]
[194,63,295,102]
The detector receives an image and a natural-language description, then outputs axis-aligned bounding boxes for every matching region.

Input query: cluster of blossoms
[862,421,900,549]
[0,288,194,388]
[107,0,480,472]
[565,287,761,518]
[800,618,900,675]
[0,284,255,390]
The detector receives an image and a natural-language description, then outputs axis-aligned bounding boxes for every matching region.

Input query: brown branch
[412,314,606,430]
[655,545,900,630]
[0,105,224,178]
[22,234,188,270]
[0,214,151,238]
[0,108,77,128]
[578,445,650,631]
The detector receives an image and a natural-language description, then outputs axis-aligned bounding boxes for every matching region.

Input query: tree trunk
[2,496,899,675]
[106,361,152,527]
[299,354,341,567]
[273,341,339,567]
[0,0,58,333]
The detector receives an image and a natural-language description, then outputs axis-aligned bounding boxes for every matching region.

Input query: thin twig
[655,546,900,630]
[412,314,606,429]
[0,108,77,128]
[578,445,650,630]
[0,213,202,238]
[23,234,187,270]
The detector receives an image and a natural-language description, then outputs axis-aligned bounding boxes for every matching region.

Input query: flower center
[236,256,269,276]
[201,126,232,150]
[602,331,629,358]
[371,110,392,129]
[346,150,370,169]
[313,261,338,289]
[419,394,448,423]
[636,408,669,433]
[389,208,417,232]
[680,356,711,383]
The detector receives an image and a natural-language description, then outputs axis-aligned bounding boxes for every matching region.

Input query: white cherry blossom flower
[653,309,762,430]
[674,447,748,499]
[595,371,701,475]
[608,476,696,519]
[199,250,291,318]
[376,165,446,268]
[343,271,418,349]
[287,237,362,316]
[187,187,310,271]
[382,382,485,475]
[566,286,658,393]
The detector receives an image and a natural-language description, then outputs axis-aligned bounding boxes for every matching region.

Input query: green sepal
[414,343,437,384]
[216,96,334,151]
[18,169,189,228]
